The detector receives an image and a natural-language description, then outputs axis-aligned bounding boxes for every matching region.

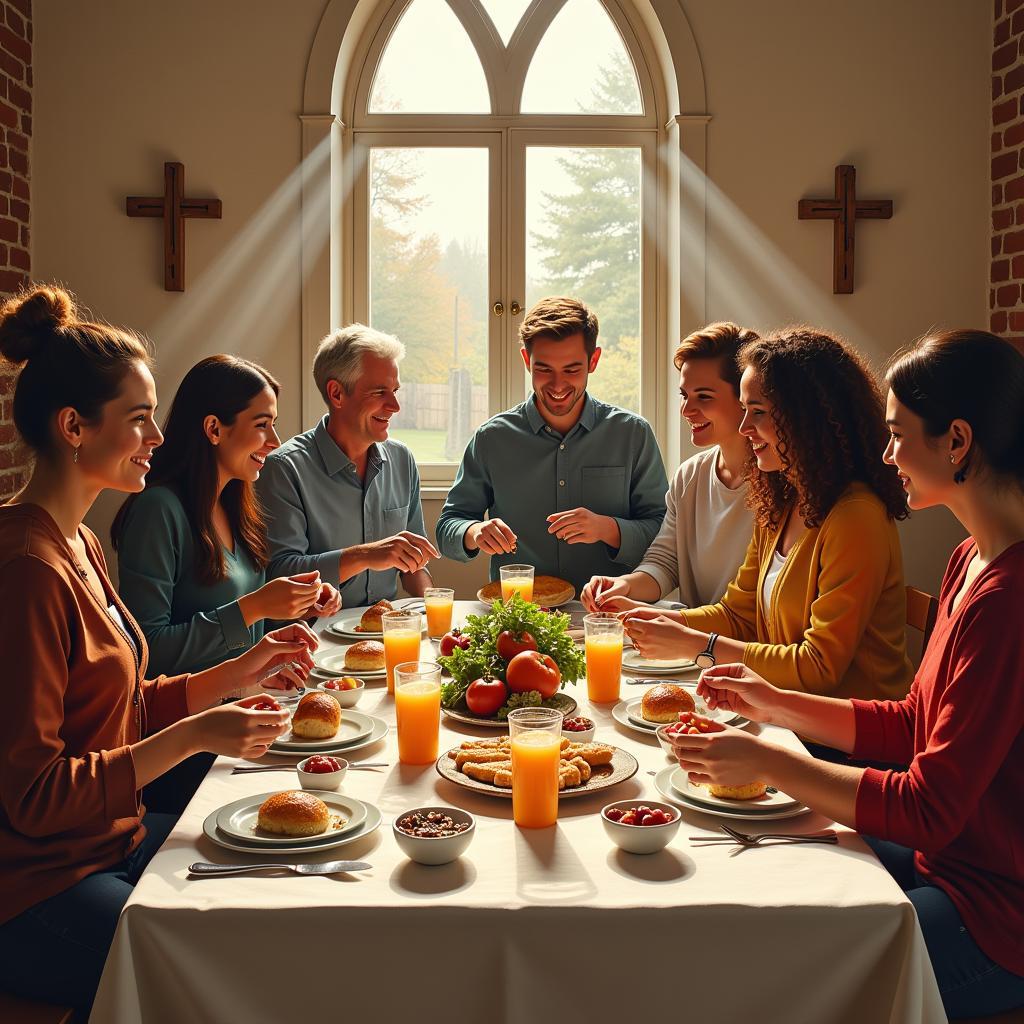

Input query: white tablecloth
[91,604,945,1024]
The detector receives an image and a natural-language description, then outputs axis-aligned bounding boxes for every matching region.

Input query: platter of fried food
[436,736,638,799]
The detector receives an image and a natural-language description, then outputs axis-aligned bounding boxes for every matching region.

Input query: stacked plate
[202,790,383,854]
[324,605,426,642]
[269,707,389,758]
[309,648,386,685]
[621,649,702,676]
[611,688,747,737]
[652,765,809,822]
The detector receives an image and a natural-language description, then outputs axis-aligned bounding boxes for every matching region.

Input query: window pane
[479,0,532,45]
[369,0,489,113]
[526,145,642,413]
[520,0,641,114]
[368,148,490,464]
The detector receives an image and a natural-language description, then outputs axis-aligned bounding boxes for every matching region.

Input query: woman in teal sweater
[112,356,341,812]
[113,355,341,678]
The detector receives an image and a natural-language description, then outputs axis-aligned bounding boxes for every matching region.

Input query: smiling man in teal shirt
[436,297,668,592]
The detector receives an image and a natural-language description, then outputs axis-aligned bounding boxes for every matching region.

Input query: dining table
[90,600,945,1024]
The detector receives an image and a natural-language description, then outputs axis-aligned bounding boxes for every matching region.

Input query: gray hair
[312,323,405,402]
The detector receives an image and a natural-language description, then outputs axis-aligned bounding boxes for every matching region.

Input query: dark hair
[886,329,1024,488]
[0,284,151,455]
[673,321,760,396]
[112,355,280,584]
[519,297,600,357]
[740,327,909,530]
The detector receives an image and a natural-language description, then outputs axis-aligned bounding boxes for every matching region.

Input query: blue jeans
[865,836,1024,1019]
[0,812,177,1013]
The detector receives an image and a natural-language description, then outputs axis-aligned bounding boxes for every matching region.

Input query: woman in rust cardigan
[671,331,1024,1020]
[0,285,318,1014]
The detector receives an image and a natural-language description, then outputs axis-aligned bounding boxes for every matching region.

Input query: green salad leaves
[438,594,586,715]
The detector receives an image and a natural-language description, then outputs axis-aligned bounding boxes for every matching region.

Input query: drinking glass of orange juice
[382,610,423,695]
[508,707,563,828]
[500,564,535,603]
[583,613,623,703]
[423,588,454,638]
[395,661,441,765]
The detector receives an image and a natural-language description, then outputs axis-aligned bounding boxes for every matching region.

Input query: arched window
[342,0,662,482]
[301,2,711,483]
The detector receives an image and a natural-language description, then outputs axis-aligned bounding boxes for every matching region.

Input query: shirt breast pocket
[382,504,409,534]
[581,466,627,517]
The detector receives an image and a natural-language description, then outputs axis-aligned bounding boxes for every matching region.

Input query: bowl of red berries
[601,800,680,854]
[561,714,595,743]
[656,711,725,757]
[296,754,348,791]
[316,675,365,708]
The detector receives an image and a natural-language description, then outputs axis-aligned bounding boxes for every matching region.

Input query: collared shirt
[436,395,668,591]
[257,416,427,607]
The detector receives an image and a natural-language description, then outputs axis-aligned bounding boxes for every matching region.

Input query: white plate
[622,650,701,675]
[326,606,427,640]
[652,766,809,821]
[269,714,388,757]
[623,696,741,730]
[273,708,375,750]
[203,800,383,855]
[215,791,368,845]
[312,650,387,679]
[669,768,802,813]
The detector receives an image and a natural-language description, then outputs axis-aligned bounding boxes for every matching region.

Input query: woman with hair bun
[0,285,318,1013]
[669,330,1024,1019]
[623,327,913,703]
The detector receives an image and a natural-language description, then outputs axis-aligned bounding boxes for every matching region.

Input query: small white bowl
[393,806,476,866]
[655,723,679,758]
[601,799,681,854]
[561,716,596,743]
[315,676,365,708]
[296,755,349,791]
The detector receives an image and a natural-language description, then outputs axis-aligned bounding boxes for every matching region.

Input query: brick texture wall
[0,0,30,500]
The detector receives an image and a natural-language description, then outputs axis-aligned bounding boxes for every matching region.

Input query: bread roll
[257,791,330,837]
[641,683,696,724]
[357,600,393,632]
[707,781,768,801]
[344,639,385,671]
[291,692,341,739]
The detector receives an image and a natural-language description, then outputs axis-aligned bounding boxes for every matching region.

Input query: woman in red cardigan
[668,329,1024,1020]
[0,285,318,1014]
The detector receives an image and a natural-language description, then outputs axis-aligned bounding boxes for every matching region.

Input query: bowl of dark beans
[393,806,475,865]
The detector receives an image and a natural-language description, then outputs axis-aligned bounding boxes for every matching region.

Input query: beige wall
[32,0,988,595]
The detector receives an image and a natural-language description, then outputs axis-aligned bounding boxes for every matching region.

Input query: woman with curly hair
[668,330,1024,1019]
[622,326,913,702]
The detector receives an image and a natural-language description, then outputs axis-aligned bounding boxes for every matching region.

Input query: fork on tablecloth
[689,824,838,847]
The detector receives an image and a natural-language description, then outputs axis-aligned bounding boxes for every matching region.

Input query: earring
[73,446,80,464]
[953,458,968,485]
[949,455,955,463]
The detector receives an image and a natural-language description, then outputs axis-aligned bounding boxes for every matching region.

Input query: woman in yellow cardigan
[622,327,913,701]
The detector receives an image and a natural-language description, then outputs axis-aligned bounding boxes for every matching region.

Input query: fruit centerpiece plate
[441,691,578,729]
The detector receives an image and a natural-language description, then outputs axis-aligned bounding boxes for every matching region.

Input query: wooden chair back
[906,585,939,652]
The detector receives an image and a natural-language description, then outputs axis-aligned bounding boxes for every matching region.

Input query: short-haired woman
[582,322,758,611]
[623,327,913,702]
[671,330,1024,1019]
[0,286,316,1014]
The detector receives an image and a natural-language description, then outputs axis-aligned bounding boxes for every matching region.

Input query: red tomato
[465,677,508,717]
[496,629,538,662]
[505,650,561,699]
[439,629,472,657]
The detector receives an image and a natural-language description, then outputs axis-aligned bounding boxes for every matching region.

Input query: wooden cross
[798,165,892,294]
[126,162,222,292]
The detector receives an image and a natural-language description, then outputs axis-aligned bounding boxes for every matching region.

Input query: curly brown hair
[740,327,908,530]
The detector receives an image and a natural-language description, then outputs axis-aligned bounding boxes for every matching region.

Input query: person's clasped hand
[239,621,319,691]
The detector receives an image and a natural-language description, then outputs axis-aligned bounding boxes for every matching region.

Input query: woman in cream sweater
[581,322,758,612]
[623,327,913,702]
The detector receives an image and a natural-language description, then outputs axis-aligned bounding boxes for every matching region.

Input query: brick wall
[0,0,30,500]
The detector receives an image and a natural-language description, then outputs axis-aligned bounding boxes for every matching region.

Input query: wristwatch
[694,632,719,670]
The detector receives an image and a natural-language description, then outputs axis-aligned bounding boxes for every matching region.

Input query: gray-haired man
[258,324,438,606]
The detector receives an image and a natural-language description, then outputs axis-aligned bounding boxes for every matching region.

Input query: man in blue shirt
[436,297,668,592]
[258,324,438,607]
